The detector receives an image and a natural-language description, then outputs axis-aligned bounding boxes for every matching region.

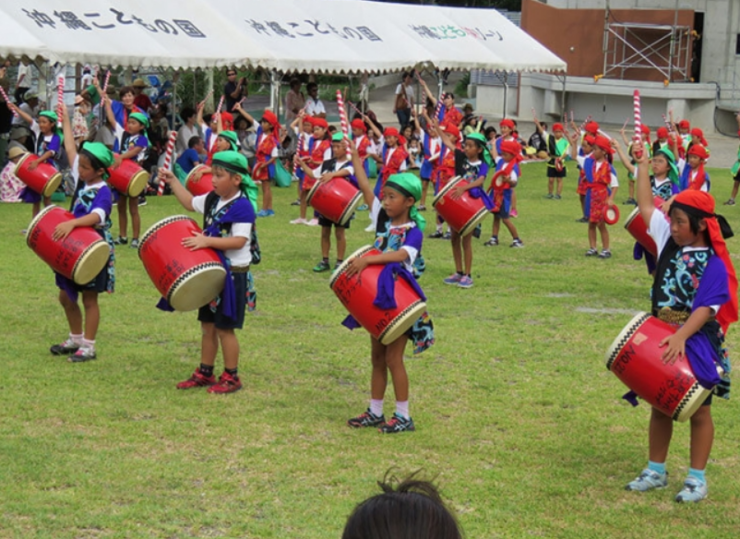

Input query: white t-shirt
[191,192,253,266]
[312,158,354,178]
[16,64,30,86]
[494,156,518,184]
[305,97,326,117]
[395,83,414,109]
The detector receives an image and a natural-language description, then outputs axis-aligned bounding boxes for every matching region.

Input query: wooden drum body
[306,176,362,226]
[15,153,62,197]
[185,165,214,196]
[108,157,149,197]
[432,176,488,236]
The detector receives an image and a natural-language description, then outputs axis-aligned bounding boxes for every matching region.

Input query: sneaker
[625,469,668,492]
[554,194,562,200]
[114,236,128,245]
[724,199,736,206]
[257,209,269,217]
[130,238,139,249]
[483,237,499,246]
[544,193,554,199]
[266,209,275,216]
[458,275,473,289]
[290,217,307,224]
[290,199,301,206]
[176,369,217,389]
[138,196,147,207]
[442,231,451,240]
[585,248,598,257]
[334,261,342,270]
[67,348,97,363]
[207,371,243,394]
[510,209,518,218]
[675,477,708,503]
[306,218,319,226]
[510,239,524,248]
[347,408,386,428]
[428,230,444,239]
[576,217,589,223]
[598,249,612,259]
[313,260,331,272]
[378,413,415,433]
[443,273,463,285]
[50,338,80,356]
[418,204,427,211]
[364,223,376,232]
[623,198,637,206]
[357,204,369,211]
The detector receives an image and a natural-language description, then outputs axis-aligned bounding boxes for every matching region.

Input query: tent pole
[270,70,278,112]
[502,72,508,118]
[560,74,567,120]
[206,68,215,110]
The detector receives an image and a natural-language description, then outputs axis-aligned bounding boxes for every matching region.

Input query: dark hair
[328,125,337,134]
[307,82,318,92]
[181,107,196,121]
[402,71,410,80]
[203,113,213,125]
[445,92,455,100]
[187,136,202,149]
[119,86,134,99]
[290,77,301,88]
[484,126,497,138]
[541,122,548,130]
[342,472,462,539]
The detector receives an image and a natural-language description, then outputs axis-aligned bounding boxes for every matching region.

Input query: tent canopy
[1,0,565,74]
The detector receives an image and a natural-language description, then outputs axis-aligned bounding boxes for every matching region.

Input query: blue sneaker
[675,477,708,503]
[443,273,462,285]
[257,209,269,217]
[266,209,275,216]
[625,469,668,492]
[357,204,369,211]
[458,275,473,289]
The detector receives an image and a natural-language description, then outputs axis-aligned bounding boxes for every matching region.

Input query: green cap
[129,112,150,128]
[654,147,680,186]
[80,142,114,179]
[465,132,493,166]
[331,132,346,142]
[38,110,64,144]
[384,172,426,232]
[211,150,258,212]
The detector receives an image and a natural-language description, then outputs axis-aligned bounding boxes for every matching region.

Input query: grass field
[2,161,740,538]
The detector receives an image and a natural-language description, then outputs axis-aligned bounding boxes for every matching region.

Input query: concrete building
[473,0,740,133]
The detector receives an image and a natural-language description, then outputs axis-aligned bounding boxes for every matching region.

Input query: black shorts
[198,270,248,330]
[318,214,350,229]
[734,169,740,183]
[547,166,567,178]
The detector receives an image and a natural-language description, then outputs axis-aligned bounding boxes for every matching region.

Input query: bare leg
[450,229,463,273]
[730,181,740,201]
[117,196,128,238]
[299,188,308,220]
[503,218,519,239]
[648,407,674,464]
[599,222,610,250]
[59,290,83,335]
[81,291,100,341]
[547,177,554,195]
[384,335,409,402]
[217,328,240,370]
[420,179,429,207]
[128,195,140,239]
[262,180,273,211]
[689,406,714,470]
[335,227,346,261]
[557,178,563,196]
[462,232,473,274]
[370,337,388,400]
[200,322,218,367]
[320,225,331,258]
[588,222,597,249]
[492,215,501,237]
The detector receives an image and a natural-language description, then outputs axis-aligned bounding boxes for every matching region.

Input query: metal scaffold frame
[602,19,692,82]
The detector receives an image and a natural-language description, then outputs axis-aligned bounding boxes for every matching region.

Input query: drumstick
[633,90,643,158]
[57,75,65,127]
[102,70,111,94]
[0,85,18,118]
[661,114,673,133]
[335,90,351,160]
[570,111,574,123]
[216,95,225,115]
[578,115,592,132]
[158,131,178,196]
[199,89,213,108]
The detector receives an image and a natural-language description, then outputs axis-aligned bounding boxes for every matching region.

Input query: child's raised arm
[611,138,635,177]
[60,104,77,164]
[635,144,655,225]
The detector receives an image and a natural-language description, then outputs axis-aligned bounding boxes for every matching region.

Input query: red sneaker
[207,371,243,394]
[176,369,217,389]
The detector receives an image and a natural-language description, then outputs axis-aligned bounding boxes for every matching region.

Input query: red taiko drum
[26,205,110,285]
[624,197,667,257]
[432,176,488,236]
[604,204,620,225]
[108,157,149,197]
[14,153,62,197]
[186,165,214,196]
[605,312,717,422]
[306,176,363,226]
[330,245,426,345]
[138,216,226,312]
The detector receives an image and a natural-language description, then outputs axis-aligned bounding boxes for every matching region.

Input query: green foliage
[2,161,740,537]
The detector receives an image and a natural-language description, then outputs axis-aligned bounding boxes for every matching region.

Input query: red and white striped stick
[158,130,178,196]
[661,114,673,133]
[102,70,111,94]
[216,95,225,115]
[57,75,65,126]
[578,114,592,132]
[633,90,643,158]
[0,85,18,118]
[199,89,213,108]
[434,93,444,121]
[336,90,351,160]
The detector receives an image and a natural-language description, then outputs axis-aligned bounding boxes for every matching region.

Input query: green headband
[218,130,240,152]
[80,142,115,180]
[654,148,680,186]
[385,172,426,232]
[129,112,150,128]
[212,150,258,211]
[331,132,345,142]
[38,110,64,144]
[465,132,493,166]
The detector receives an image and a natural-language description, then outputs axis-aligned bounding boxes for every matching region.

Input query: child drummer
[295,133,355,272]
[49,106,116,363]
[625,147,737,502]
[158,151,258,394]
[344,172,434,433]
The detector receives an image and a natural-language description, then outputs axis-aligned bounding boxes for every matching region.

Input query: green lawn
[1,162,739,538]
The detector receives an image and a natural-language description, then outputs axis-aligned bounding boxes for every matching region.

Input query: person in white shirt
[305,83,326,118]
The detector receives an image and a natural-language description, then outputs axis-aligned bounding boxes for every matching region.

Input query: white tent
[0,0,565,74]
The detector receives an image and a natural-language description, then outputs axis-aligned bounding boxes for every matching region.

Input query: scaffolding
[602,17,692,82]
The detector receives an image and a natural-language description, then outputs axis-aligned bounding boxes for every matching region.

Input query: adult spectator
[176,106,202,154]
[81,64,94,90]
[393,72,415,128]
[14,60,31,104]
[284,78,305,123]
[305,83,326,118]
[0,64,12,168]
[224,69,248,112]
[11,91,39,128]
[132,78,153,113]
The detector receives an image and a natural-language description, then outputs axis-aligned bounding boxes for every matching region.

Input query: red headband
[583,134,596,146]
[673,190,738,332]
[691,128,708,146]
[312,118,328,129]
[657,127,669,139]
[220,111,234,128]
[552,123,564,133]
[441,124,460,140]
[678,120,690,130]
[351,119,367,132]
[500,118,515,129]
[584,121,599,135]
[593,135,613,154]
[383,127,399,138]
[500,139,522,157]
[688,144,708,160]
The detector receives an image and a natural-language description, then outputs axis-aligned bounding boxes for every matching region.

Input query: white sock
[82,338,96,352]
[370,197,381,226]
[395,400,410,419]
[69,333,83,345]
[370,399,384,417]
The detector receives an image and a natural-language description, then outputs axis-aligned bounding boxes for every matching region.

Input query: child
[626,149,737,503]
[679,144,710,192]
[105,102,149,248]
[538,118,569,199]
[49,106,116,363]
[159,151,258,394]
[289,112,315,224]
[10,105,61,217]
[344,172,434,433]
[653,126,669,155]
[485,138,523,248]
[295,133,355,272]
[174,136,204,184]
[571,133,618,258]
[688,127,709,158]
[724,112,740,205]
[297,116,332,226]
[411,108,439,211]
[497,118,519,217]
[0,143,27,202]
[240,107,279,217]
[427,115,460,239]
[370,127,409,231]
[341,472,462,539]
[437,128,492,288]
[620,124,652,205]
[573,134,595,222]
